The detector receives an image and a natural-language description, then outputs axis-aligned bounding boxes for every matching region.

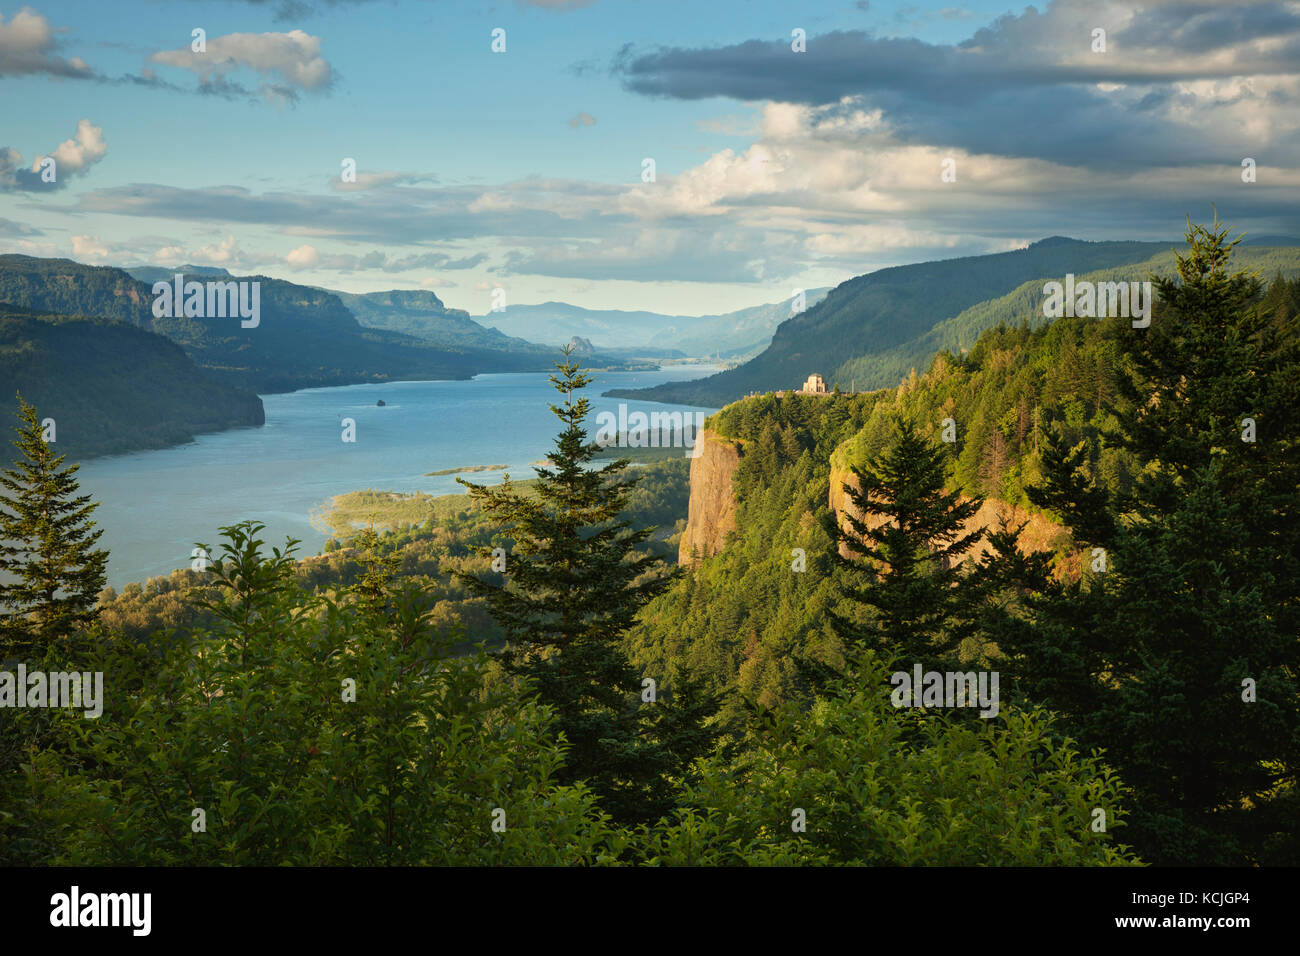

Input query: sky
[2,0,1298,316]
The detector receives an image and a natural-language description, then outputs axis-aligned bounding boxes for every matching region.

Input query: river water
[75,366,718,588]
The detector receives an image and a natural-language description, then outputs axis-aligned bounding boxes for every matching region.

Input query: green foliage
[15,229,1297,868]
[457,351,716,825]
[97,457,692,657]
[639,655,1140,866]
[832,313,1137,511]
[998,218,1300,864]
[628,393,880,720]
[827,416,984,671]
[24,522,625,865]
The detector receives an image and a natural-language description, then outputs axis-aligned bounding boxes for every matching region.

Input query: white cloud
[38,119,107,175]
[286,243,320,268]
[0,7,93,78]
[1,119,107,191]
[151,29,332,102]
[70,234,113,261]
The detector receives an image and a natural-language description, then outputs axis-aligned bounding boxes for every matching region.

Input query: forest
[1,222,1296,866]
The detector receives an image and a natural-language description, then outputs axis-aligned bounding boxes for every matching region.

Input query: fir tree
[826,415,984,671]
[456,348,712,824]
[0,394,108,659]
[1005,217,1300,864]
[1025,426,1115,548]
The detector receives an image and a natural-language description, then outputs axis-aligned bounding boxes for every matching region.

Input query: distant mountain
[1242,235,1300,246]
[474,301,685,351]
[328,288,542,354]
[325,287,652,369]
[0,303,263,460]
[472,289,830,358]
[608,239,1187,407]
[673,289,831,359]
[0,256,508,393]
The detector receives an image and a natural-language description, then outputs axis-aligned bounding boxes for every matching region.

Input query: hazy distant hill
[329,287,655,369]
[472,288,829,358]
[474,301,685,350]
[0,303,263,460]
[608,238,1186,406]
[672,289,832,359]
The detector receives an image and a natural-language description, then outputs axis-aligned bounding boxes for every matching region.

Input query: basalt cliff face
[676,423,1070,572]
[828,464,1067,566]
[678,428,741,566]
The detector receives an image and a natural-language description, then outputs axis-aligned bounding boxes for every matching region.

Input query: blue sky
[3,0,1298,315]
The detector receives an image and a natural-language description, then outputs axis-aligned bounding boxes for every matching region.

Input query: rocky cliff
[678,427,741,566]
[677,424,1070,572]
[828,464,1066,566]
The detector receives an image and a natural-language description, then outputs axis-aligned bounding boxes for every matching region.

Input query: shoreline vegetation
[312,482,542,539]
[425,464,508,476]
[315,443,683,538]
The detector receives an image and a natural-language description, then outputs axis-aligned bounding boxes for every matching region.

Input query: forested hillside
[612,239,1300,408]
[0,305,264,459]
[843,245,1300,394]
[625,243,1300,865]
[634,268,1300,710]
[0,256,526,393]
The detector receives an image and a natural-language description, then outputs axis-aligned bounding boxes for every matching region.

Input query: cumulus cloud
[0,7,94,78]
[150,29,333,104]
[0,119,107,191]
[615,0,1300,170]
[69,97,1300,285]
[285,243,321,268]
[69,234,114,261]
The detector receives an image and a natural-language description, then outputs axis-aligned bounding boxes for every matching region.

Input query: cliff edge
[678,427,741,566]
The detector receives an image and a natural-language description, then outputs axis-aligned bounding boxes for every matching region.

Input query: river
[75,366,719,588]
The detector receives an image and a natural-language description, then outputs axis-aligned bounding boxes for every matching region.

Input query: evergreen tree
[1025,426,1115,548]
[0,394,108,659]
[1004,217,1300,864]
[826,415,984,671]
[456,348,713,825]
